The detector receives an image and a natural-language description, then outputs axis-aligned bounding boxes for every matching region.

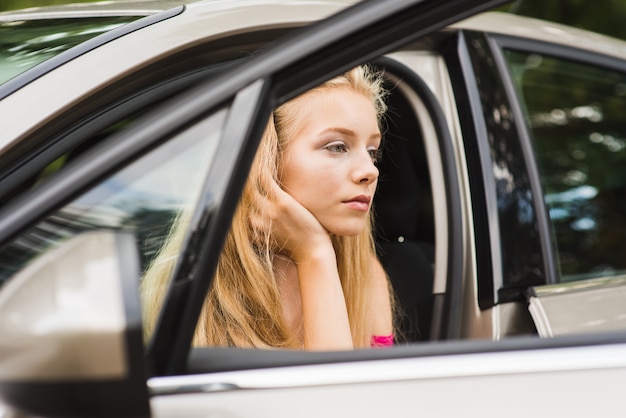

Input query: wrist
[292,238,335,265]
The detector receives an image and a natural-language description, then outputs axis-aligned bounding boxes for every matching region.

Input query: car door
[452,21,626,338]
[2,1,626,418]
[492,33,626,337]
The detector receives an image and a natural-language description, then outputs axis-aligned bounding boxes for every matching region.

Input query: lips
[343,195,371,212]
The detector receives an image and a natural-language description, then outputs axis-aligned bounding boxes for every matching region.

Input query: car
[1,0,626,416]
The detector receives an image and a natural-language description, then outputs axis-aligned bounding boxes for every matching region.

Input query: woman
[143,65,395,350]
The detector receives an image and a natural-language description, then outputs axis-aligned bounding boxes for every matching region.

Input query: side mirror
[0,230,150,417]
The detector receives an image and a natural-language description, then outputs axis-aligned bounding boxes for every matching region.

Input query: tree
[498,0,626,41]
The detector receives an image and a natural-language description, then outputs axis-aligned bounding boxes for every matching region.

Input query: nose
[352,150,379,185]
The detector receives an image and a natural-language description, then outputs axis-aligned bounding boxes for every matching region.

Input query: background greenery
[1,0,102,11]
[496,0,626,41]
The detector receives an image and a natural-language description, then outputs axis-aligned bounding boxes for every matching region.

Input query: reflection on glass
[0,17,139,85]
[0,109,225,287]
[506,50,626,282]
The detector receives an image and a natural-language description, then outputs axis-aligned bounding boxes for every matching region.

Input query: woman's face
[280,87,381,236]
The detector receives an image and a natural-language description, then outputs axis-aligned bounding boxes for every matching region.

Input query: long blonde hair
[143,65,388,349]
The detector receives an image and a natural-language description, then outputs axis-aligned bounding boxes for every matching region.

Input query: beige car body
[1,1,626,417]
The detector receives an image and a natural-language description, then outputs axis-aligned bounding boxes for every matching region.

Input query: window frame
[446,30,550,309]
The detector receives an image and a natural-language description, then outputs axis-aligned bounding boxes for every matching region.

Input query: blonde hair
[142,65,388,349]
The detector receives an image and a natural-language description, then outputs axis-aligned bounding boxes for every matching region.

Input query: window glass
[0,60,235,208]
[0,108,226,289]
[0,16,140,85]
[505,50,626,282]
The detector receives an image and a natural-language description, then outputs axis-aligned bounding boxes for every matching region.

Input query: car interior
[185,58,450,374]
[373,69,436,343]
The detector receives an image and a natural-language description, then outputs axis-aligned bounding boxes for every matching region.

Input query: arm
[261,180,353,350]
[369,258,394,342]
[296,245,353,350]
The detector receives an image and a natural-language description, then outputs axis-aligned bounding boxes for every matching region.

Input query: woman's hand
[253,178,353,350]
[255,178,333,264]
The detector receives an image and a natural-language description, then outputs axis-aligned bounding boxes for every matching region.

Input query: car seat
[374,84,435,342]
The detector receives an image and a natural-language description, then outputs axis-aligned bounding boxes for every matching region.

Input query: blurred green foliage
[496,0,626,41]
[1,0,103,12]
[0,16,139,83]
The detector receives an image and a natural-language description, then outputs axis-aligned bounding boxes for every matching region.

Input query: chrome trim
[149,343,626,396]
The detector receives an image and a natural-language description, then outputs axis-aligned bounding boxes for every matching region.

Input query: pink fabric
[370,334,394,348]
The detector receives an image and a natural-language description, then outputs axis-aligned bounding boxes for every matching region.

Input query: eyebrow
[321,127,381,140]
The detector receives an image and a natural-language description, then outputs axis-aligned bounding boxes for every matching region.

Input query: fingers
[250,177,291,222]
[246,176,331,261]
[247,178,289,251]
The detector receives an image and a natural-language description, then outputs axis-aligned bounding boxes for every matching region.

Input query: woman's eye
[368,148,382,163]
[326,143,348,153]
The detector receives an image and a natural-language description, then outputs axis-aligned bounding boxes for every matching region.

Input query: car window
[0,107,226,293]
[0,17,140,85]
[505,50,626,283]
[0,59,237,209]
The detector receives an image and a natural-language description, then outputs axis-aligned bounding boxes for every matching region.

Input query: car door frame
[488,33,626,336]
[142,0,511,376]
[442,27,626,339]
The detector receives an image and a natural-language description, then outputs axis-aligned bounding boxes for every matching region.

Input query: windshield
[0,16,140,85]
